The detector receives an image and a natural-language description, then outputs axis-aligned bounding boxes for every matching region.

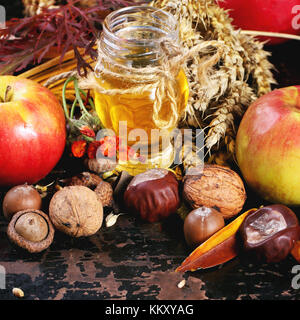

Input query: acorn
[7,209,55,253]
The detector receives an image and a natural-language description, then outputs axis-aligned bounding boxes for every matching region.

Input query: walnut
[65,172,113,207]
[65,172,102,189]
[49,186,103,237]
[183,164,246,219]
[94,180,113,207]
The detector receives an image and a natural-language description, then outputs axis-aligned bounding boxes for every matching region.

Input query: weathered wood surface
[1,2,300,299]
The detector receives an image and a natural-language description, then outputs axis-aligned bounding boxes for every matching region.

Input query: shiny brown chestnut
[123,168,180,223]
[240,204,300,263]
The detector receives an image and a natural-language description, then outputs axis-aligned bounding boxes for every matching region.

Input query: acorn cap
[7,209,55,253]
[94,180,113,207]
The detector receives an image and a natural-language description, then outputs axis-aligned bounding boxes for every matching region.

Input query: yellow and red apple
[0,76,66,187]
[236,86,300,205]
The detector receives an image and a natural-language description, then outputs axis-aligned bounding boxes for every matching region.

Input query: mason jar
[93,5,189,175]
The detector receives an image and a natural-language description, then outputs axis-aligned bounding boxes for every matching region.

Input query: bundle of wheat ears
[20,0,276,166]
[150,0,276,165]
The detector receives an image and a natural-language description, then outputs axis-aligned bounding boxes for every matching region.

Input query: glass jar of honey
[93,6,189,175]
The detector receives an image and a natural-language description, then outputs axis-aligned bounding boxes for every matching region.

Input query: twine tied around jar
[78,38,224,130]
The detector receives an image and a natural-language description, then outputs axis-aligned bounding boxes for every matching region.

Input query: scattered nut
[184,207,225,247]
[240,204,300,263]
[15,212,49,242]
[7,209,55,253]
[124,168,180,223]
[183,164,246,219]
[49,186,103,237]
[12,287,24,298]
[2,184,42,221]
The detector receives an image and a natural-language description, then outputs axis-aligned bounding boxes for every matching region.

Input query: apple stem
[4,86,12,103]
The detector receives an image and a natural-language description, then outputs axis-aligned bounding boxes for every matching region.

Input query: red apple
[218,0,300,45]
[236,86,300,205]
[0,76,66,187]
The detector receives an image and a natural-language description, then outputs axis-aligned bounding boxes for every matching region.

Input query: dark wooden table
[1,2,300,300]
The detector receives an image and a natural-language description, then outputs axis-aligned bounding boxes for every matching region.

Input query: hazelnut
[2,184,42,221]
[7,209,55,253]
[184,207,225,247]
[124,168,180,223]
[183,164,246,219]
[49,186,103,237]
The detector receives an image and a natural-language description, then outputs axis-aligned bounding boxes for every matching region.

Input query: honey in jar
[93,6,189,175]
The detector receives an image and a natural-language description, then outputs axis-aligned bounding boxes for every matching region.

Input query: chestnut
[123,168,180,223]
[240,204,300,263]
[184,207,225,248]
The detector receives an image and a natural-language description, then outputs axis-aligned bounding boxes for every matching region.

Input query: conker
[240,204,300,263]
[2,184,42,221]
[124,168,180,223]
[184,207,225,247]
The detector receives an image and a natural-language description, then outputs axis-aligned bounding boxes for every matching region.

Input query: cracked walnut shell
[49,186,103,237]
[183,165,246,219]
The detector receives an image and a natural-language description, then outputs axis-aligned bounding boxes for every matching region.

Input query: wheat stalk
[151,0,276,166]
